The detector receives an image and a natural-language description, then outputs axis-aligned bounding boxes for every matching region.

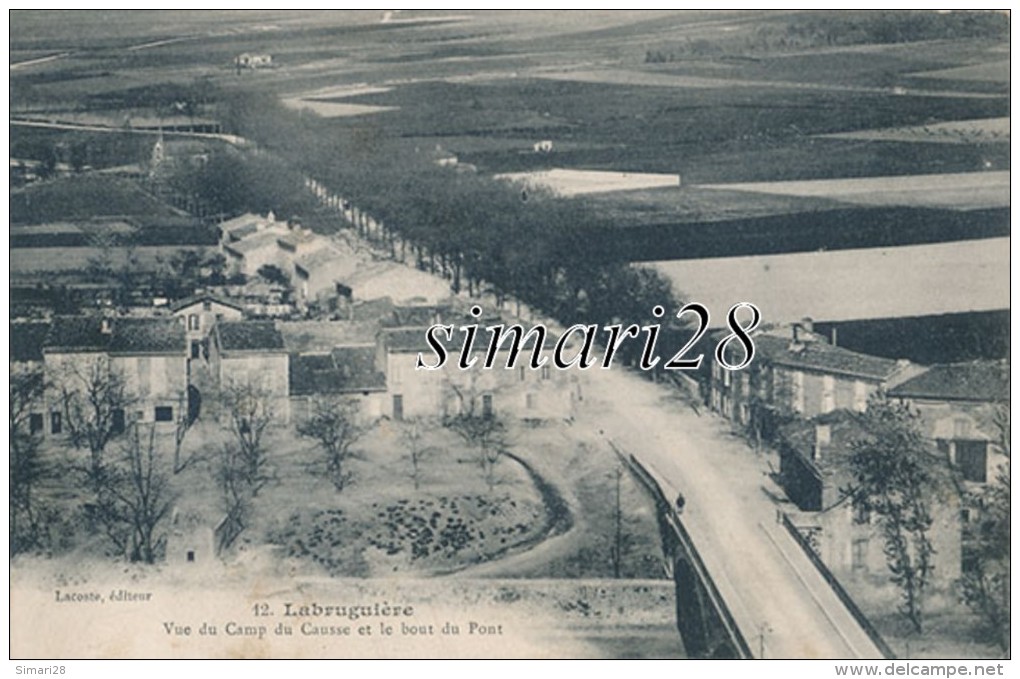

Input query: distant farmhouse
[234,53,272,70]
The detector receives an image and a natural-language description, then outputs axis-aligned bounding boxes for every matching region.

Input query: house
[778,410,961,591]
[379,320,581,422]
[223,229,290,278]
[41,316,187,435]
[709,321,920,434]
[888,361,1010,487]
[289,345,387,423]
[219,212,279,245]
[211,321,290,423]
[293,246,356,308]
[11,321,53,436]
[170,293,245,358]
[235,53,272,69]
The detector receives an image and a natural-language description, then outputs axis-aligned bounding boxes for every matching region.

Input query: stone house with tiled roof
[709,321,921,435]
[38,316,187,437]
[777,409,962,592]
[210,320,290,423]
[888,360,1009,488]
[379,319,581,423]
[289,345,388,423]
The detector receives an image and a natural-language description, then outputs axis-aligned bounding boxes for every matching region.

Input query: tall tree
[221,378,275,496]
[844,394,941,633]
[100,424,175,564]
[56,356,134,491]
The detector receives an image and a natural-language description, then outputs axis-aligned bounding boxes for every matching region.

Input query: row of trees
[215,91,696,376]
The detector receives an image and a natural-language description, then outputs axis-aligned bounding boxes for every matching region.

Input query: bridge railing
[615,445,753,659]
[779,512,896,659]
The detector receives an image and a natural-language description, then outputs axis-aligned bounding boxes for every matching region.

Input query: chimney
[814,423,831,460]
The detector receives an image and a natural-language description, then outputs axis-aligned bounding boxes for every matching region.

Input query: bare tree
[445,376,510,491]
[57,356,134,491]
[220,379,275,496]
[10,369,48,556]
[400,417,437,491]
[297,398,365,492]
[99,424,175,564]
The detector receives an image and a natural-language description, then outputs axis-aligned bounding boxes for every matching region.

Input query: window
[851,538,869,572]
[821,375,835,414]
[188,314,200,331]
[29,413,43,434]
[956,440,988,483]
[519,366,526,382]
[202,301,212,311]
[155,406,174,422]
[853,381,868,412]
[191,341,202,359]
[791,371,804,413]
[526,393,536,410]
[482,394,493,418]
[50,411,62,435]
[541,365,551,381]
[112,409,126,435]
[392,394,404,421]
[187,550,196,563]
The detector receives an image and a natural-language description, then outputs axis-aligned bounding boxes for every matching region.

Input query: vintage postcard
[8,10,1010,661]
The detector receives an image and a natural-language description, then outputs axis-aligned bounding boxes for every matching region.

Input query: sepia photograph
[7,9,1011,664]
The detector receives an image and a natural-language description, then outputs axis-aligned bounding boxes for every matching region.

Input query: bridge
[581,369,893,659]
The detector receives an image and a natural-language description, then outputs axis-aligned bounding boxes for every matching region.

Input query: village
[8,9,1010,661]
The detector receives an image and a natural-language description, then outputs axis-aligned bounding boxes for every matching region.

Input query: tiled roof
[224,230,284,256]
[754,333,901,381]
[107,318,186,354]
[169,293,244,313]
[43,316,185,355]
[382,324,559,356]
[217,321,285,352]
[888,361,1009,403]
[10,321,51,362]
[43,316,110,352]
[289,346,386,396]
[778,410,865,487]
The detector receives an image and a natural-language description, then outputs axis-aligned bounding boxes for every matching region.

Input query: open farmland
[700,170,1009,211]
[650,236,1009,327]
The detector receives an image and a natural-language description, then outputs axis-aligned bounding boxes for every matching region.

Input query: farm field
[650,236,1010,326]
[699,170,1009,211]
[821,116,1009,145]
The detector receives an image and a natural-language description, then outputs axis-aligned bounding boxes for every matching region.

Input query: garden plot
[700,171,1009,211]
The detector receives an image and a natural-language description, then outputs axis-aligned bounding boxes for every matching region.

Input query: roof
[10,321,51,362]
[107,318,186,355]
[888,361,1010,403]
[217,321,285,352]
[382,323,559,356]
[289,346,386,396]
[169,293,244,313]
[754,332,902,381]
[43,316,185,355]
[43,316,111,352]
[778,410,865,484]
[294,246,351,275]
[223,229,285,256]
